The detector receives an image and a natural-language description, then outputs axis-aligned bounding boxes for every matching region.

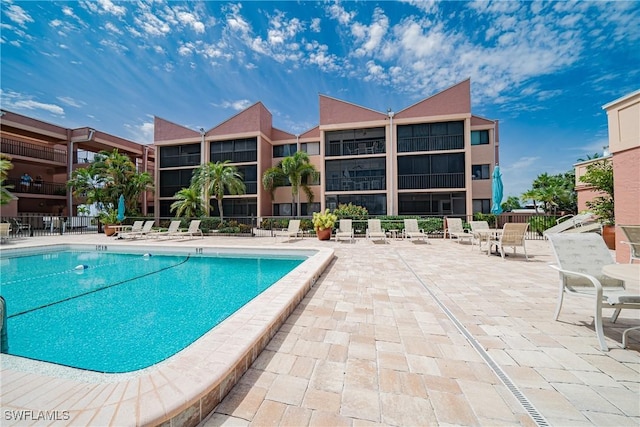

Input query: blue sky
[1,0,639,200]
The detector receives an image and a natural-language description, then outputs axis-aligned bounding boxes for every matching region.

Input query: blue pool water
[0,248,305,373]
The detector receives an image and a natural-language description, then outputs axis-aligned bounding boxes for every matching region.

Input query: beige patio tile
[265,375,308,406]
[379,392,437,426]
[345,358,377,389]
[428,389,479,425]
[215,382,267,420]
[250,400,286,427]
[340,385,380,422]
[308,410,352,427]
[309,360,345,394]
[280,406,312,427]
[302,388,341,412]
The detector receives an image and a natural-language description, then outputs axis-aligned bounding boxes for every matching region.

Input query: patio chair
[543,212,595,238]
[335,219,354,243]
[0,223,11,243]
[446,218,472,244]
[493,223,529,260]
[121,220,155,239]
[469,220,490,250]
[619,225,640,264]
[403,218,428,242]
[152,220,182,239]
[366,219,386,242]
[170,220,203,239]
[547,233,640,351]
[275,219,302,242]
[10,218,31,236]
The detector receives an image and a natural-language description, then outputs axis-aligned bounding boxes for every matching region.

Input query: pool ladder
[0,296,7,353]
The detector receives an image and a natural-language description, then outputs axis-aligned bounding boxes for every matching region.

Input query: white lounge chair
[366,219,386,242]
[403,219,428,242]
[446,218,472,244]
[543,212,595,237]
[494,223,529,260]
[469,220,490,251]
[335,219,354,243]
[275,219,302,242]
[121,220,155,239]
[547,233,640,351]
[619,225,640,264]
[170,220,203,239]
[153,220,182,239]
[0,223,11,243]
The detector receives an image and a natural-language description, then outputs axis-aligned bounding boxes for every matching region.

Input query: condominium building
[0,110,155,218]
[154,79,499,218]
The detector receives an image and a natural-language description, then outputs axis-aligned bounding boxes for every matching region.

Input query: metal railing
[397,135,464,152]
[398,173,465,189]
[5,178,67,196]
[1,138,67,163]
[0,213,562,241]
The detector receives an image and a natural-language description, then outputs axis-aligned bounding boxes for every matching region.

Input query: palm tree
[170,186,203,218]
[0,153,14,206]
[67,149,153,217]
[262,151,319,216]
[192,161,245,221]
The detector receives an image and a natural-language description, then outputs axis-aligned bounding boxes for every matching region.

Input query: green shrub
[333,203,369,220]
[473,213,496,227]
[529,215,557,236]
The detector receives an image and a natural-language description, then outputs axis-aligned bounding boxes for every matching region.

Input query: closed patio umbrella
[116,194,126,222]
[491,165,503,215]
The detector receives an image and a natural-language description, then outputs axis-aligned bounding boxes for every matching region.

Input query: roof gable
[319,95,387,125]
[154,116,200,142]
[209,102,272,137]
[396,79,471,119]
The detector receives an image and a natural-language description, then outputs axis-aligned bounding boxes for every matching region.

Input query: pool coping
[0,243,335,426]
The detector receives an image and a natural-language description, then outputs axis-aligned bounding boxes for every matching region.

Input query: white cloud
[4,4,34,27]
[96,0,126,17]
[352,7,389,57]
[134,11,171,37]
[124,120,154,144]
[327,3,356,26]
[310,18,321,33]
[57,96,83,108]
[215,99,253,111]
[104,22,123,35]
[1,90,65,116]
[176,10,205,34]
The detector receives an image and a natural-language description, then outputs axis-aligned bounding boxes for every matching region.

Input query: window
[472,164,490,180]
[304,172,321,186]
[159,169,194,197]
[397,121,464,152]
[301,142,320,155]
[471,130,489,145]
[274,203,292,216]
[211,137,257,162]
[301,203,320,216]
[473,199,491,214]
[273,144,297,158]
[159,144,200,168]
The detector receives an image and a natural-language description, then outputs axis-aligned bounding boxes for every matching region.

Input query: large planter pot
[316,228,332,241]
[104,224,117,236]
[602,225,616,250]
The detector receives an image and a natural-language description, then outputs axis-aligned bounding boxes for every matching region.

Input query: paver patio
[1,234,638,426]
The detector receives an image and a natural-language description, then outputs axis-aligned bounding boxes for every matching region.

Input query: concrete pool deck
[1,233,639,426]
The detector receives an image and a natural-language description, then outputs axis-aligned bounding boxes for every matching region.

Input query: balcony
[397,135,464,153]
[326,139,385,157]
[6,177,67,196]
[398,173,465,189]
[211,151,257,163]
[1,138,67,163]
[326,175,385,192]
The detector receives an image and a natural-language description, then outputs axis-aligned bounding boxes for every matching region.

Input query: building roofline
[602,89,640,110]
[395,78,471,115]
[318,93,387,117]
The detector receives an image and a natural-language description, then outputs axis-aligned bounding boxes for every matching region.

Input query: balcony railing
[326,175,386,192]
[5,177,67,196]
[211,151,257,163]
[1,138,67,163]
[326,139,386,157]
[398,173,465,189]
[397,135,464,152]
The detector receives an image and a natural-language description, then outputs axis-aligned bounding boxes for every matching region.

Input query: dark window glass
[397,121,464,152]
[273,144,297,158]
[159,144,200,168]
[471,130,489,145]
[473,199,491,213]
[159,169,194,197]
[472,164,490,180]
[211,137,257,162]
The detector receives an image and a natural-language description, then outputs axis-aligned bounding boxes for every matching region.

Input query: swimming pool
[1,246,305,372]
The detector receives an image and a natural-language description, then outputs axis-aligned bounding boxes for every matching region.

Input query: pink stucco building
[154,79,500,219]
[604,90,640,263]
